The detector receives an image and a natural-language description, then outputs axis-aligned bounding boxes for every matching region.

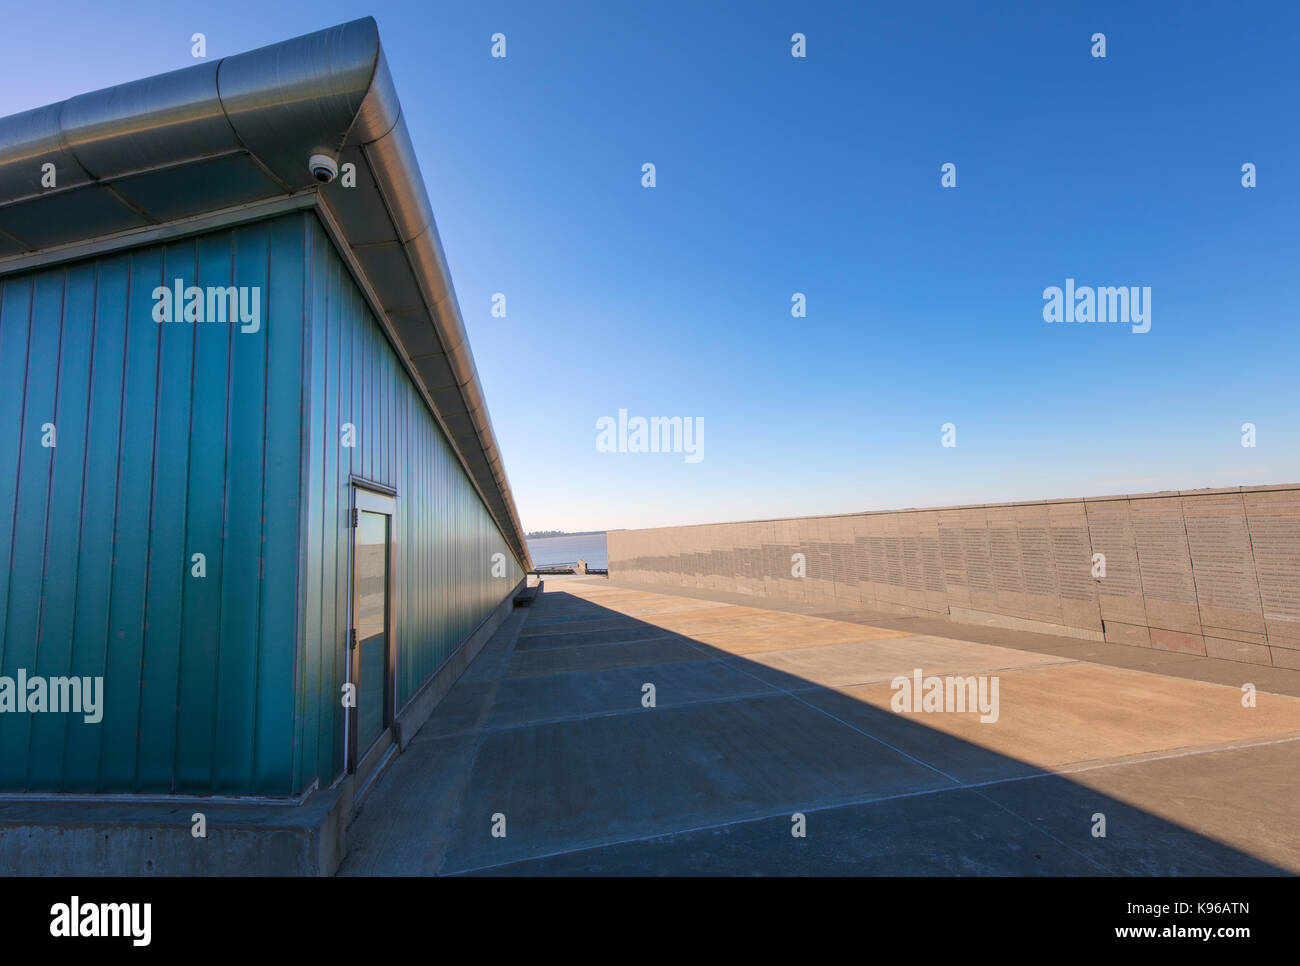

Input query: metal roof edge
[0,16,532,570]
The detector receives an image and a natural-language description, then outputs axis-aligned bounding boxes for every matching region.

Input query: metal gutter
[0,17,531,569]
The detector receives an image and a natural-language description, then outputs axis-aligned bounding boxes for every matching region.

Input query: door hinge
[351,507,359,527]
[349,628,358,651]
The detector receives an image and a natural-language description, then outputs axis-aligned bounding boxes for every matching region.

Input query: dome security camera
[308,153,339,184]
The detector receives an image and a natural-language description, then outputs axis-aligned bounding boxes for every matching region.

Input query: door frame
[347,481,398,783]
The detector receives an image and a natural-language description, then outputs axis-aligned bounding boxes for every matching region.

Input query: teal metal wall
[0,210,522,796]
[0,215,306,794]
[294,214,523,793]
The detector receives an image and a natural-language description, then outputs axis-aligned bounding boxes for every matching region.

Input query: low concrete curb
[0,578,526,876]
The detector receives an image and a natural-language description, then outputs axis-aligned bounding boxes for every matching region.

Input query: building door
[349,486,396,783]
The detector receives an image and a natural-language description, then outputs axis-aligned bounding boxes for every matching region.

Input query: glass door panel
[353,509,389,759]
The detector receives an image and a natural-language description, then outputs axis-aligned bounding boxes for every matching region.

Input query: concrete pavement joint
[511,631,693,654]
[424,654,1088,742]
[440,732,1300,876]
[428,608,534,874]
[673,634,966,786]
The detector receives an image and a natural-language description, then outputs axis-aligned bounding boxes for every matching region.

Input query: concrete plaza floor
[339,577,1300,875]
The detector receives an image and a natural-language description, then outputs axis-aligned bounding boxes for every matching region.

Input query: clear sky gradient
[5,1,1297,531]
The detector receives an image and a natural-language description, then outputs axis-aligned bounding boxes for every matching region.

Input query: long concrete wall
[607,486,1300,668]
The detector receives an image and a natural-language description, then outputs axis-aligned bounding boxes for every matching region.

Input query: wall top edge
[607,483,1300,536]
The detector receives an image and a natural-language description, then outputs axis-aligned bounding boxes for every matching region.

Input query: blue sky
[6,1,1298,531]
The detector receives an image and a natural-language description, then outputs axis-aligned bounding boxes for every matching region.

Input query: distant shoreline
[526,530,609,570]
[526,530,607,539]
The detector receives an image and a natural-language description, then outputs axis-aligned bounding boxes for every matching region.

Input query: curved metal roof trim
[0,17,531,569]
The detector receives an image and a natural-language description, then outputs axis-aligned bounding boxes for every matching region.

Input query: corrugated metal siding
[297,214,523,791]
[0,214,306,794]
